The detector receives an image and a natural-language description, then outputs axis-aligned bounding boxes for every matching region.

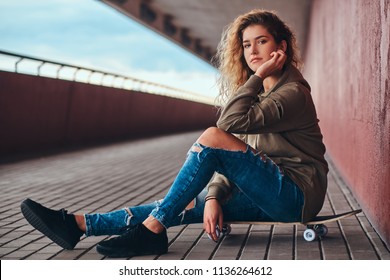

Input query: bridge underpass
[102,0,390,249]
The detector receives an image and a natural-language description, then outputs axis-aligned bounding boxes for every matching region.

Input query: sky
[0,0,218,99]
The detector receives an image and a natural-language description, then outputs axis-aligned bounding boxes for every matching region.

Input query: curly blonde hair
[213,9,302,105]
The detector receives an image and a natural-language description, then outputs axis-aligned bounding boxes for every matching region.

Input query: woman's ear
[279,40,287,52]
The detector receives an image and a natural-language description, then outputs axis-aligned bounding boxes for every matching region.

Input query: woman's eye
[243,44,250,49]
[257,40,267,45]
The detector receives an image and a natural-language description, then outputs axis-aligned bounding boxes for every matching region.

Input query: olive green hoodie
[206,65,328,223]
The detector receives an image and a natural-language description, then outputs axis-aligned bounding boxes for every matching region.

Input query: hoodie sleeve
[217,75,308,134]
[205,173,235,204]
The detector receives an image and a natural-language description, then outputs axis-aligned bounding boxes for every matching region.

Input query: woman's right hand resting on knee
[203,198,224,242]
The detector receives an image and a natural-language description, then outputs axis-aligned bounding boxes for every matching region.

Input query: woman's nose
[251,45,258,55]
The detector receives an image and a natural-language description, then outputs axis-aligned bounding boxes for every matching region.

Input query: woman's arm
[204,173,234,242]
[203,198,223,242]
[217,75,308,134]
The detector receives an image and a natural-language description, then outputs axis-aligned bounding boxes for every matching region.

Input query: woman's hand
[255,50,287,79]
[203,198,224,242]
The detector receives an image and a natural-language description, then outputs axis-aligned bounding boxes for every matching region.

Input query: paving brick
[240,231,269,260]
[213,225,250,260]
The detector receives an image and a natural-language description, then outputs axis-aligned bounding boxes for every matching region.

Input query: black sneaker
[20,198,83,250]
[96,223,168,258]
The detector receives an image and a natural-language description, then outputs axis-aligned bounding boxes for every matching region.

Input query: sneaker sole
[21,200,75,250]
[96,244,167,258]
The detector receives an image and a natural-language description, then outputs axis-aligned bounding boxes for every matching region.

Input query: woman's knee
[197,127,226,147]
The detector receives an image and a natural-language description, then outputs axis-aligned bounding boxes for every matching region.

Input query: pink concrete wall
[303,0,390,246]
[0,71,217,156]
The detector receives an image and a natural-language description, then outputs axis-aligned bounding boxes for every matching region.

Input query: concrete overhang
[102,0,312,64]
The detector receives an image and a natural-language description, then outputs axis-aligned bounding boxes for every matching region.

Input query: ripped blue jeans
[84,143,304,236]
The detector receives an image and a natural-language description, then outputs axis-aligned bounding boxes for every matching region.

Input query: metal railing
[0,50,215,105]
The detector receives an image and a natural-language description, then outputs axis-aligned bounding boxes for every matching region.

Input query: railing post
[15,57,23,72]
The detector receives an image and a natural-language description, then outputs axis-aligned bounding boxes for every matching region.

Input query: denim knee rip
[124,208,133,225]
[187,142,205,161]
[124,199,164,225]
[188,142,250,159]
[178,194,201,224]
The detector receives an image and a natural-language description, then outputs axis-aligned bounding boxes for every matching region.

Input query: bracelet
[205,196,218,203]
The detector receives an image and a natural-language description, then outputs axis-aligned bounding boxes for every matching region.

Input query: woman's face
[242,24,281,72]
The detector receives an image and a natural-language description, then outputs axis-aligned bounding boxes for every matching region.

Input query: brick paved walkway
[0,131,389,260]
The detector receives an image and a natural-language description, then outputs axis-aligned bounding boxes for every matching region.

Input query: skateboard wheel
[303,228,316,241]
[315,225,328,237]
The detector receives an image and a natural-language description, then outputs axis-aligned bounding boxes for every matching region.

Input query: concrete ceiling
[102,0,312,64]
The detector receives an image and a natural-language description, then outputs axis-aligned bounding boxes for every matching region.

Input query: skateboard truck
[303,224,329,241]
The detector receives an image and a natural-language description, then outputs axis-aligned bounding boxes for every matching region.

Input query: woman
[21,9,328,258]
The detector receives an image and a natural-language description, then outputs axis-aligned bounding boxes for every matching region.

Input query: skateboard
[208,209,362,242]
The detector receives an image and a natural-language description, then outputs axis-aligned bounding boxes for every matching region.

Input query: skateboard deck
[230,209,362,226]
[213,209,362,242]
